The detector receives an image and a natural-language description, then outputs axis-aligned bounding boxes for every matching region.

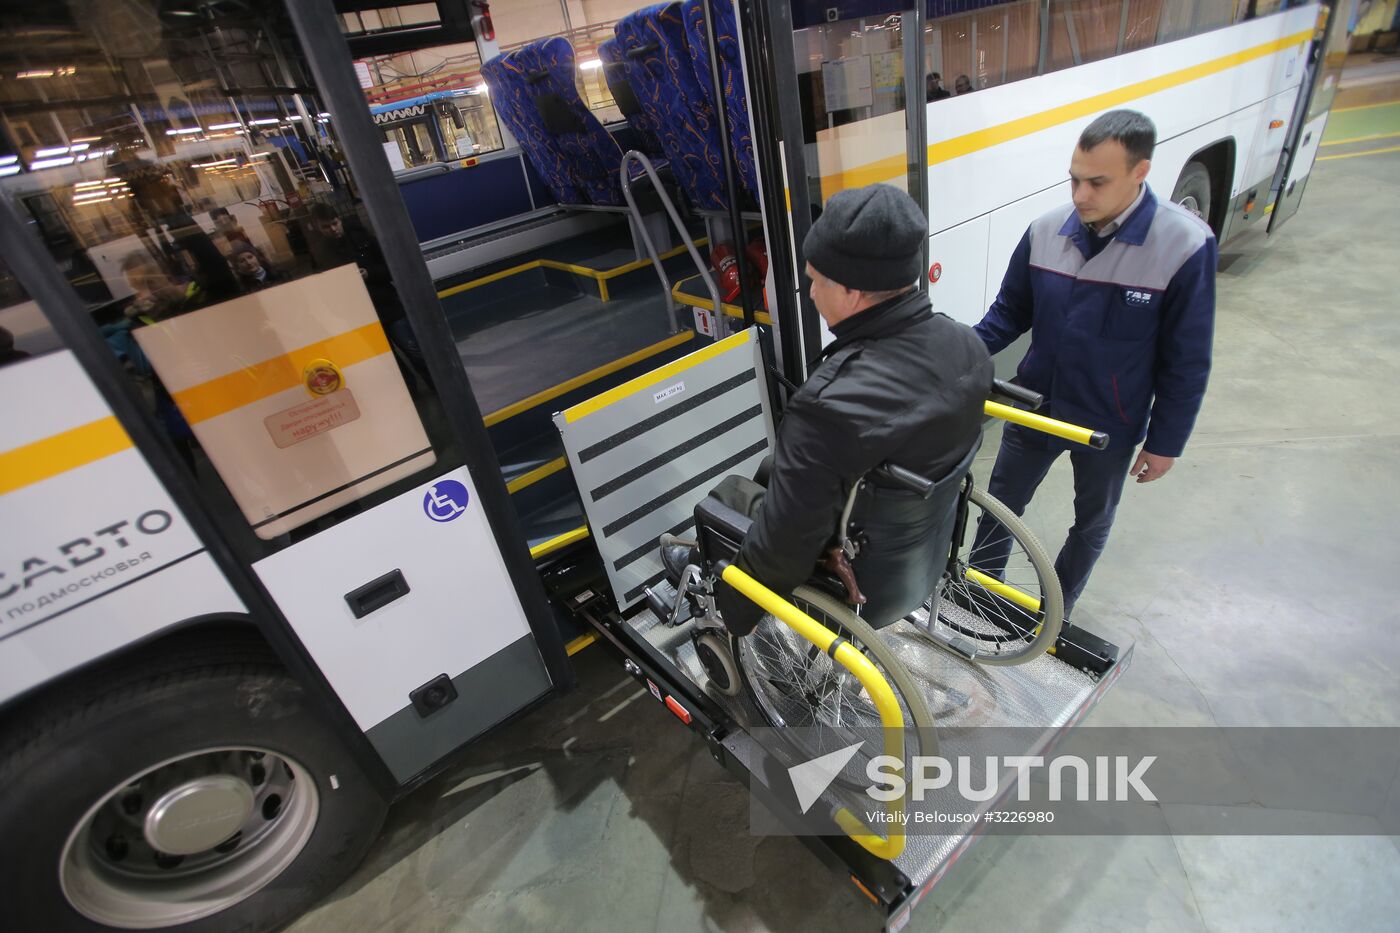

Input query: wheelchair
[647,380,1103,782]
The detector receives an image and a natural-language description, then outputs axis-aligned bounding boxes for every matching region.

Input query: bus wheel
[0,633,387,931]
[1172,161,1212,224]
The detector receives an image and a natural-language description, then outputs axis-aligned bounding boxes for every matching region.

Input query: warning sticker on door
[264,389,361,448]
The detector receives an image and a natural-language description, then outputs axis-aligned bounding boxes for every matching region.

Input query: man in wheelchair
[662,184,992,636]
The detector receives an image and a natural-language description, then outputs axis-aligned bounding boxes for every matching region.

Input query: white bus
[0,0,1347,929]
[780,0,1346,345]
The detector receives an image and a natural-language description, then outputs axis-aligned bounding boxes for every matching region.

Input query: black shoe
[660,533,699,585]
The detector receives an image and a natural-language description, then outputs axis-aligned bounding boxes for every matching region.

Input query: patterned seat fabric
[613,3,729,211]
[681,0,757,198]
[598,38,667,162]
[482,38,625,207]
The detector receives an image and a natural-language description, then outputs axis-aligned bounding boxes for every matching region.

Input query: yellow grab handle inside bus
[984,400,1108,448]
[719,563,907,860]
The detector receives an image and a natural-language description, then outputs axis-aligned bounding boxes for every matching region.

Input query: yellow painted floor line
[671,280,772,325]
[1331,99,1400,114]
[505,456,568,494]
[600,237,710,281]
[1319,130,1400,147]
[483,331,696,427]
[437,260,542,299]
[438,238,710,302]
[529,525,590,560]
[1316,143,1400,162]
[565,632,597,656]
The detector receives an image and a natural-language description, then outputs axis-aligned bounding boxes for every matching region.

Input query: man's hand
[1129,449,1175,484]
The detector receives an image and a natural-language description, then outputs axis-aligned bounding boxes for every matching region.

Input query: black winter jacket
[727,289,992,632]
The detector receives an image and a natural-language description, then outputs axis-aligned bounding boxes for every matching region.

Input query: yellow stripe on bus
[170,322,390,425]
[562,329,752,423]
[817,29,1315,195]
[0,416,133,495]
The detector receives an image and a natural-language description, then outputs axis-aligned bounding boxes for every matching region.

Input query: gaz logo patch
[1123,289,1153,306]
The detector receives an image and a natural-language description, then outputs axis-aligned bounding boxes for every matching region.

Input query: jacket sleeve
[727,385,882,633]
[974,228,1034,356]
[1144,237,1217,458]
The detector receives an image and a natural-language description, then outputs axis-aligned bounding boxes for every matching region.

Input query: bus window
[927,0,1043,95]
[356,37,507,166]
[1154,0,1246,45]
[488,0,627,125]
[0,2,453,552]
[0,258,61,365]
[1048,0,1133,70]
[794,7,923,204]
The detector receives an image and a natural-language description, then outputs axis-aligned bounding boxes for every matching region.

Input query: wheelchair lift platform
[552,328,1131,929]
[618,597,1132,929]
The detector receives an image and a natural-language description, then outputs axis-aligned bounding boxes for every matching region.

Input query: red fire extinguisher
[471,1,495,42]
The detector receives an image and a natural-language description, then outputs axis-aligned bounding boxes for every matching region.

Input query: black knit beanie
[803,184,927,291]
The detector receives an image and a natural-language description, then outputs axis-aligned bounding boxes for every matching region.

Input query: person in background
[954,74,975,94]
[307,202,426,376]
[230,242,282,292]
[926,71,951,102]
[0,326,29,368]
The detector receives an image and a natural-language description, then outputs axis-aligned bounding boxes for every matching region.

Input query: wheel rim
[59,747,319,929]
[940,493,1055,660]
[738,595,914,788]
[1177,194,1204,219]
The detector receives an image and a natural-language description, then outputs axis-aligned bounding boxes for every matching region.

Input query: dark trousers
[971,425,1135,615]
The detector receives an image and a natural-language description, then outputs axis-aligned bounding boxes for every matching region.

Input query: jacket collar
[1058,184,1159,255]
[819,288,932,362]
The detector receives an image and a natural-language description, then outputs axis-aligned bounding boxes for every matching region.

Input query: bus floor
[285,155,1400,933]
[446,276,679,416]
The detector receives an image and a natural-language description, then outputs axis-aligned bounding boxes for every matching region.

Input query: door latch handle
[344,569,410,619]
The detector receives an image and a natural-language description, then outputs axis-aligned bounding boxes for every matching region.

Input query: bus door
[0,0,569,788]
[1269,0,1351,233]
[760,0,929,363]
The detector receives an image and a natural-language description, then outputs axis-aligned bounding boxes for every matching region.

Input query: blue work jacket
[975,185,1216,458]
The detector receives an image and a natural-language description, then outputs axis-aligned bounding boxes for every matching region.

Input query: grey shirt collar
[1094,184,1147,238]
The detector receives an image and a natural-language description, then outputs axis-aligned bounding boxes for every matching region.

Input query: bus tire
[1172,161,1212,223]
[0,634,387,932]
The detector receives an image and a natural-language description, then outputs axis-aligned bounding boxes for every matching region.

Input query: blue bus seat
[598,38,668,163]
[482,38,626,207]
[613,3,730,211]
[681,0,757,198]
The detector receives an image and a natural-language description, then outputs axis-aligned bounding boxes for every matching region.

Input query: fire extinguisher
[470,1,495,42]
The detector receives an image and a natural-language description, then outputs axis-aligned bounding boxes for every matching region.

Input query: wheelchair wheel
[734,585,936,790]
[935,485,1063,665]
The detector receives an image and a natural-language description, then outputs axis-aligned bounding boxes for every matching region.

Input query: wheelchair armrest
[695,495,753,565]
[991,378,1044,410]
[868,462,936,499]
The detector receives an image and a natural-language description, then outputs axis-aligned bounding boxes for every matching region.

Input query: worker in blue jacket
[973,109,1216,618]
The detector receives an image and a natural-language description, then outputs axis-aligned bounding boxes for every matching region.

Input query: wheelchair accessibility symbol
[423,480,469,523]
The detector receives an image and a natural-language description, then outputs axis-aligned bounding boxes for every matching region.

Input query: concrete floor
[287,80,1400,933]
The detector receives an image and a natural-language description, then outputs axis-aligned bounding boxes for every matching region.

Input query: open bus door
[0,3,573,927]
[756,0,930,367]
[1268,0,1353,233]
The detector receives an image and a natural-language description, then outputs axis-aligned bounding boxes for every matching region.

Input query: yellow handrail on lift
[984,400,1107,449]
[719,563,907,861]
[975,399,1105,617]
